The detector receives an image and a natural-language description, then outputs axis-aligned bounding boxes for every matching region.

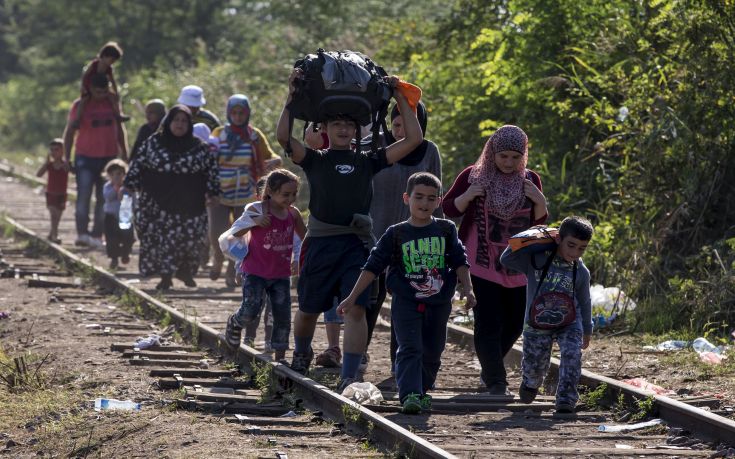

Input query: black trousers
[471,275,526,387]
[104,213,135,259]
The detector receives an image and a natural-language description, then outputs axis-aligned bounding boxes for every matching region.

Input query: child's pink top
[241,209,295,279]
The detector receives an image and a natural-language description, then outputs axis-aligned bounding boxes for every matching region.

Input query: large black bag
[286,49,393,154]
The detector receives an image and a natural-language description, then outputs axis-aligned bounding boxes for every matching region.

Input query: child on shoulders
[339,172,476,414]
[36,138,70,244]
[500,216,594,413]
[74,41,128,127]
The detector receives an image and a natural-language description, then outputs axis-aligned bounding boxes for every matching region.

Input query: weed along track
[1,170,735,457]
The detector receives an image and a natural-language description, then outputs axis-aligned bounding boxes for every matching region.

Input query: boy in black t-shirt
[276,68,423,389]
[339,172,476,413]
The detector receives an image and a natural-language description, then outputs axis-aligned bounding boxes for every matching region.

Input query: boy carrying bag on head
[339,172,476,414]
[500,216,594,413]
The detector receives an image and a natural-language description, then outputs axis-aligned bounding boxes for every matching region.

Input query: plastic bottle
[692,337,721,355]
[656,340,689,351]
[119,194,133,230]
[94,398,141,411]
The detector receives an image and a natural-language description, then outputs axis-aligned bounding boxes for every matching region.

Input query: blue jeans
[235,274,291,351]
[323,298,343,324]
[392,296,451,402]
[74,155,114,237]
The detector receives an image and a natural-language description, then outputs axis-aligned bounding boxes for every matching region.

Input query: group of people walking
[38,42,595,416]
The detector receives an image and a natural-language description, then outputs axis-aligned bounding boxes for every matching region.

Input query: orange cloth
[395,81,422,113]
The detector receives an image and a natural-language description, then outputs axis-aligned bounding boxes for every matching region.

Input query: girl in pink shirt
[224,169,306,361]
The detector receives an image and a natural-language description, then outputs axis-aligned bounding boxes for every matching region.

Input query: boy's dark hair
[265,168,299,197]
[90,73,109,88]
[49,138,64,147]
[256,177,267,197]
[559,216,594,241]
[105,158,127,175]
[406,172,442,196]
[99,41,123,59]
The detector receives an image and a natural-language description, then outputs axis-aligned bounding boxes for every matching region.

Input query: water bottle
[228,238,248,262]
[119,194,133,230]
[692,337,721,355]
[94,398,141,411]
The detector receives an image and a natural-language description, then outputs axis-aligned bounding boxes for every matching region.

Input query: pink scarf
[468,125,529,221]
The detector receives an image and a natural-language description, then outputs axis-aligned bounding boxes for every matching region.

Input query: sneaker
[155,275,173,291]
[74,234,91,247]
[337,377,355,394]
[290,348,314,375]
[401,393,422,414]
[175,271,197,288]
[519,383,538,404]
[88,237,105,250]
[47,234,61,244]
[555,402,576,414]
[419,394,432,411]
[315,346,342,368]
[224,314,242,348]
[109,258,119,270]
[121,254,130,264]
[357,353,370,373]
[487,383,510,396]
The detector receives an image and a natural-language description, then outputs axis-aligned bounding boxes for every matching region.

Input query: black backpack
[286,49,393,155]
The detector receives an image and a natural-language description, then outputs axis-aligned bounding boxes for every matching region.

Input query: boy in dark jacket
[339,172,476,414]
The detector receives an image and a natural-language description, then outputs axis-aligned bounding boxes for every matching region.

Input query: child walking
[339,172,476,414]
[500,216,594,413]
[102,159,135,269]
[36,138,69,244]
[224,169,306,361]
[75,42,128,127]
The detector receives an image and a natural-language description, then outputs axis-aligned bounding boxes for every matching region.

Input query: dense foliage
[0,0,732,334]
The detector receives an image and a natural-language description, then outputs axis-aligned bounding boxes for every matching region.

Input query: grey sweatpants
[521,328,582,406]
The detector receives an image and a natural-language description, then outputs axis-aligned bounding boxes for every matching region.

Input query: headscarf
[224,94,252,153]
[145,99,167,125]
[468,125,529,220]
[384,101,429,166]
[158,104,200,154]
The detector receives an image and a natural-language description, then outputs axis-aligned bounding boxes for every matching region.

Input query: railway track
[2,166,735,458]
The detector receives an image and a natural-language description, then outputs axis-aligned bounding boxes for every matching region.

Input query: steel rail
[3,216,456,459]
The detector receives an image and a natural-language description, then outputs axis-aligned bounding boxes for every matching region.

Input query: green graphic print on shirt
[401,236,447,299]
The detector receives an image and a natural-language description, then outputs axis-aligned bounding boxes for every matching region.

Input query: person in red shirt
[36,138,70,244]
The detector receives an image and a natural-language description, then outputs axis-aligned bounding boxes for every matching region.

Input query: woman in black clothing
[124,104,220,290]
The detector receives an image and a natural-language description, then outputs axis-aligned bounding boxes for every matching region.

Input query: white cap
[192,123,211,142]
[177,85,206,107]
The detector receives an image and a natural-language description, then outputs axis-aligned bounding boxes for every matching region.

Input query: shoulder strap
[532,251,556,299]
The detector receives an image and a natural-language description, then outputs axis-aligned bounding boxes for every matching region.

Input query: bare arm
[337,270,378,316]
[384,83,423,164]
[36,160,49,178]
[292,207,307,240]
[276,69,307,163]
[62,123,76,164]
[456,265,477,310]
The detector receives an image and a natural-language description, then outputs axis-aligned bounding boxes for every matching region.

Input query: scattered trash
[340,381,384,405]
[198,359,209,369]
[94,398,141,411]
[452,314,473,325]
[644,340,689,352]
[615,444,633,449]
[234,414,249,422]
[622,378,675,396]
[692,337,727,365]
[279,410,298,417]
[135,334,160,350]
[598,418,663,432]
[590,284,637,315]
[0,311,10,319]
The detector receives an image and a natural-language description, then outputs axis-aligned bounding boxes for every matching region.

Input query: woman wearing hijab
[209,94,280,287]
[130,99,166,161]
[351,101,443,373]
[443,125,548,395]
[124,104,220,290]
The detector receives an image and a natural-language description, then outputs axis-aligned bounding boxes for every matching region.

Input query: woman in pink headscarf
[443,125,548,395]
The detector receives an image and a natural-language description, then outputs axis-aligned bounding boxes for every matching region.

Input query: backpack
[528,250,578,330]
[286,49,393,155]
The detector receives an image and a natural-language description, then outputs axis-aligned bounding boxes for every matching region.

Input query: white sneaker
[88,237,105,250]
[74,234,91,247]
